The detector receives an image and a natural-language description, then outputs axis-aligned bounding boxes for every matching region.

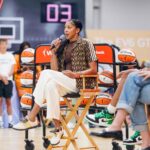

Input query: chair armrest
[80,74,99,90]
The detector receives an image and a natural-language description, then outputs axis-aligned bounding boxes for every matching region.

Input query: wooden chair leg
[60,94,99,150]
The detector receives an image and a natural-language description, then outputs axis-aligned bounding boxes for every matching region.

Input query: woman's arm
[50,52,59,71]
[63,61,97,79]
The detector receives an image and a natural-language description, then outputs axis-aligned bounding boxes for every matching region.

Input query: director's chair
[43,74,100,150]
[32,44,100,149]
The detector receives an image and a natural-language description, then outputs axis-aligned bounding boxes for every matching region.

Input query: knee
[127,71,143,85]
[45,80,57,90]
[40,69,50,76]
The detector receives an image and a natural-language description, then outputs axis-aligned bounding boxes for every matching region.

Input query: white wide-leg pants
[33,69,78,120]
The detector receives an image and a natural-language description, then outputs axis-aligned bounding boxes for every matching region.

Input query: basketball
[96,92,112,106]
[81,96,94,105]
[21,48,35,63]
[20,93,33,108]
[20,70,33,86]
[60,97,66,106]
[99,70,114,85]
[118,49,136,62]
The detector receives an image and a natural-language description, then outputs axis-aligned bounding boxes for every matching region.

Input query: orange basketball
[20,93,33,108]
[99,71,114,85]
[59,97,66,106]
[21,48,35,63]
[96,92,112,106]
[118,49,136,62]
[81,96,94,105]
[20,70,33,86]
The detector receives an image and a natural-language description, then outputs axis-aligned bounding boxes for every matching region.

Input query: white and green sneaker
[123,131,142,145]
[85,109,114,127]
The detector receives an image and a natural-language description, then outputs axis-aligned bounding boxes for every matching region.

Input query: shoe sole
[12,125,39,131]
[123,141,142,146]
[90,132,123,141]
[85,117,109,127]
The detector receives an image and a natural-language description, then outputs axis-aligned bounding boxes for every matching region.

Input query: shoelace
[95,109,108,118]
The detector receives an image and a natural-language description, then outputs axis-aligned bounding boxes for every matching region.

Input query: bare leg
[141,130,150,149]
[147,105,150,128]
[108,109,128,131]
[6,98,12,115]
[111,74,128,107]
[28,103,40,122]
[0,97,2,116]
[53,119,62,130]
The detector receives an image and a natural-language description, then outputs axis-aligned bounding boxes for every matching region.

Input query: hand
[51,38,61,54]
[138,70,150,80]
[62,70,78,79]
[117,69,138,79]
[1,76,9,85]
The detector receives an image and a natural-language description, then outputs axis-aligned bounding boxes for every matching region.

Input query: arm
[63,40,97,78]
[63,61,97,78]
[50,52,59,71]
[8,64,15,77]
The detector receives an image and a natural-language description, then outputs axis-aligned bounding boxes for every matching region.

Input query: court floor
[0,126,140,150]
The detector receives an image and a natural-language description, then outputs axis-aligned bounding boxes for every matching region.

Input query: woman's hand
[62,70,79,79]
[1,76,9,85]
[117,69,138,79]
[51,38,61,54]
[138,70,150,80]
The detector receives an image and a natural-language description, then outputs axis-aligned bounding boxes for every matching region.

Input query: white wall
[86,0,150,30]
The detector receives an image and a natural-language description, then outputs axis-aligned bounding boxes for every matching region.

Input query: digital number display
[41,2,77,23]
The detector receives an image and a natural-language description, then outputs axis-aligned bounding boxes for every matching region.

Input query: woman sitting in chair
[13,19,97,145]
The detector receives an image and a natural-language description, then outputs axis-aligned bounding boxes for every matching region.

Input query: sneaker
[8,123,13,128]
[12,118,39,131]
[85,109,114,127]
[49,128,64,145]
[123,131,142,145]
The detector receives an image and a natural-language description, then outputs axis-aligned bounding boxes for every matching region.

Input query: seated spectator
[95,70,150,150]
[86,59,142,145]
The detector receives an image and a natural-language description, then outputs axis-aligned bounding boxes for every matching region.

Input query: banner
[87,30,150,63]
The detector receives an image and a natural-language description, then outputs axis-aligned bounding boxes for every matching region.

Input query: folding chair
[44,74,100,150]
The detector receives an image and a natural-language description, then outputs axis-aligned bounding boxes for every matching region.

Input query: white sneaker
[12,118,39,131]
[50,129,64,145]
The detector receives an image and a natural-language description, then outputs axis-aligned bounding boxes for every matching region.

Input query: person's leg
[5,98,13,124]
[140,130,150,149]
[96,72,150,141]
[0,97,3,127]
[4,81,13,127]
[85,71,128,127]
[12,70,53,130]
[0,97,2,116]
[13,70,77,131]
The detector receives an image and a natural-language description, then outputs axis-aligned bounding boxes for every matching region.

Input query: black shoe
[90,129,123,140]
[142,146,150,150]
